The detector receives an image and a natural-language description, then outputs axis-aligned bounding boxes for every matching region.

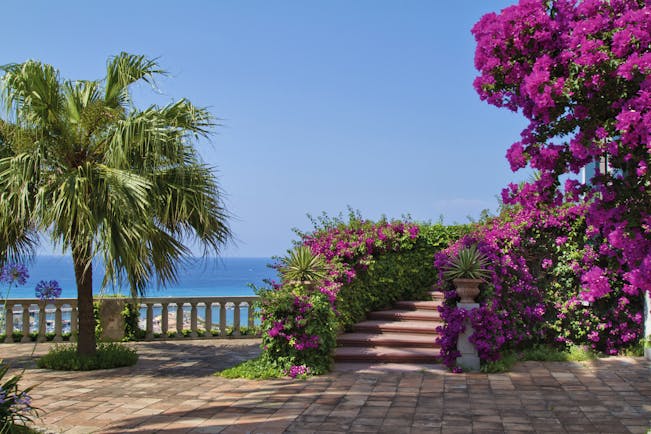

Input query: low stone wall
[0,296,260,343]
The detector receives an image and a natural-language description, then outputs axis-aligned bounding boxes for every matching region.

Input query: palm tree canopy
[0,52,231,295]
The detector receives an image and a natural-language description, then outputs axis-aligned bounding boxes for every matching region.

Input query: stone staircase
[334,291,443,363]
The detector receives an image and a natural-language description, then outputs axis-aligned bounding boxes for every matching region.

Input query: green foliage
[442,244,490,281]
[36,342,138,370]
[336,222,469,331]
[0,361,37,432]
[216,356,286,379]
[257,285,337,375]
[122,301,144,341]
[480,353,517,373]
[279,246,327,284]
[0,332,71,343]
[257,211,469,376]
[480,345,600,373]
[619,339,645,357]
[526,211,644,354]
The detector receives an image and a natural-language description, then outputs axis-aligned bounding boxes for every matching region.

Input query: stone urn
[452,278,482,303]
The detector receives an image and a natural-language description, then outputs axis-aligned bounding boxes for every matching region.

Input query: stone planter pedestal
[456,302,480,372]
[99,298,126,342]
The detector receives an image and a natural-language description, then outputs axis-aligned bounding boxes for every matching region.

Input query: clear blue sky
[2,1,528,258]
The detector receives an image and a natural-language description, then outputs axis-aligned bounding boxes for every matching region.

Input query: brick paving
[0,340,650,433]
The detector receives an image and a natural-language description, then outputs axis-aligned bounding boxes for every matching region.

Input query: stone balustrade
[0,296,260,343]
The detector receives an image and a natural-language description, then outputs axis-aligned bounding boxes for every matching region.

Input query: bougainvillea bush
[439,0,651,371]
[257,285,336,376]
[256,211,467,375]
[436,202,645,369]
[473,0,650,303]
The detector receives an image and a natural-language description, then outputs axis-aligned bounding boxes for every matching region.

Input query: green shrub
[216,356,286,379]
[480,344,600,373]
[258,285,337,375]
[254,212,468,377]
[122,302,144,341]
[36,342,138,370]
[334,221,469,331]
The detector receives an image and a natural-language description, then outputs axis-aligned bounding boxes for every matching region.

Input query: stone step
[368,309,441,322]
[353,319,440,335]
[394,300,441,311]
[334,346,441,363]
[337,332,440,348]
[427,290,445,300]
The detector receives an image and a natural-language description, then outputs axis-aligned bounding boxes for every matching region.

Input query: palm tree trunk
[73,248,96,356]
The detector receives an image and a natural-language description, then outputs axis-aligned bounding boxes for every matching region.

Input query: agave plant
[442,244,491,281]
[280,246,327,285]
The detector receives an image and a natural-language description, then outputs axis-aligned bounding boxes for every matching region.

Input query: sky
[1,1,530,258]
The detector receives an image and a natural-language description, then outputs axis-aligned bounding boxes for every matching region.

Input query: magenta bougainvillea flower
[436,0,650,370]
[473,0,650,301]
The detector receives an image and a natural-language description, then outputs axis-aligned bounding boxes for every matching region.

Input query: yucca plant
[442,244,491,281]
[280,246,327,285]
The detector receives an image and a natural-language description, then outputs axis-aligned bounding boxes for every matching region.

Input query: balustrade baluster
[54,303,63,342]
[161,303,169,336]
[233,303,241,337]
[219,303,226,336]
[70,304,78,342]
[190,303,198,338]
[146,303,154,340]
[204,302,212,336]
[247,302,255,330]
[176,303,184,335]
[4,303,13,343]
[37,303,47,342]
[21,305,30,343]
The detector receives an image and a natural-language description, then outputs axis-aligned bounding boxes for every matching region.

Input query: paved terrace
[1,340,650,433]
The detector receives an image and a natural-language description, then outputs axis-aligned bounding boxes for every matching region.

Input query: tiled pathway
[1,340,650,433]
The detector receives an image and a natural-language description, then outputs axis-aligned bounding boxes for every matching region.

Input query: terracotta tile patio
[1,340,650,433]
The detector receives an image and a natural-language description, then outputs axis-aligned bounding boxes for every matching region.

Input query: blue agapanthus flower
[0,263,29,286]
[35,280,62,301]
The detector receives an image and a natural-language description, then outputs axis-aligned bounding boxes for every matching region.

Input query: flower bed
[256,212,467,375]
[436,203,644,369]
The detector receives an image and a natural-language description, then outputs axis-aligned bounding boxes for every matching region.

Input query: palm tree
[0,53,231,356]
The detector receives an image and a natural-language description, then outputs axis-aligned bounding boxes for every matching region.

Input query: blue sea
[6,256,278,299]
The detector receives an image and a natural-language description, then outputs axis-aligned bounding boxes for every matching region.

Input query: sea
[5,256,278,299]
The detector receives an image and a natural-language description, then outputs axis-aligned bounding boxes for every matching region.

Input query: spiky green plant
[442,245,491,281]
[280,246,327,284]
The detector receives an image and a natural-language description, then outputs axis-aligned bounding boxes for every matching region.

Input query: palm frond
[104,52,166,108]
[104,100,213,169]
[63,80,103,124]
[151,162,231,256]
[1,60,64,129]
